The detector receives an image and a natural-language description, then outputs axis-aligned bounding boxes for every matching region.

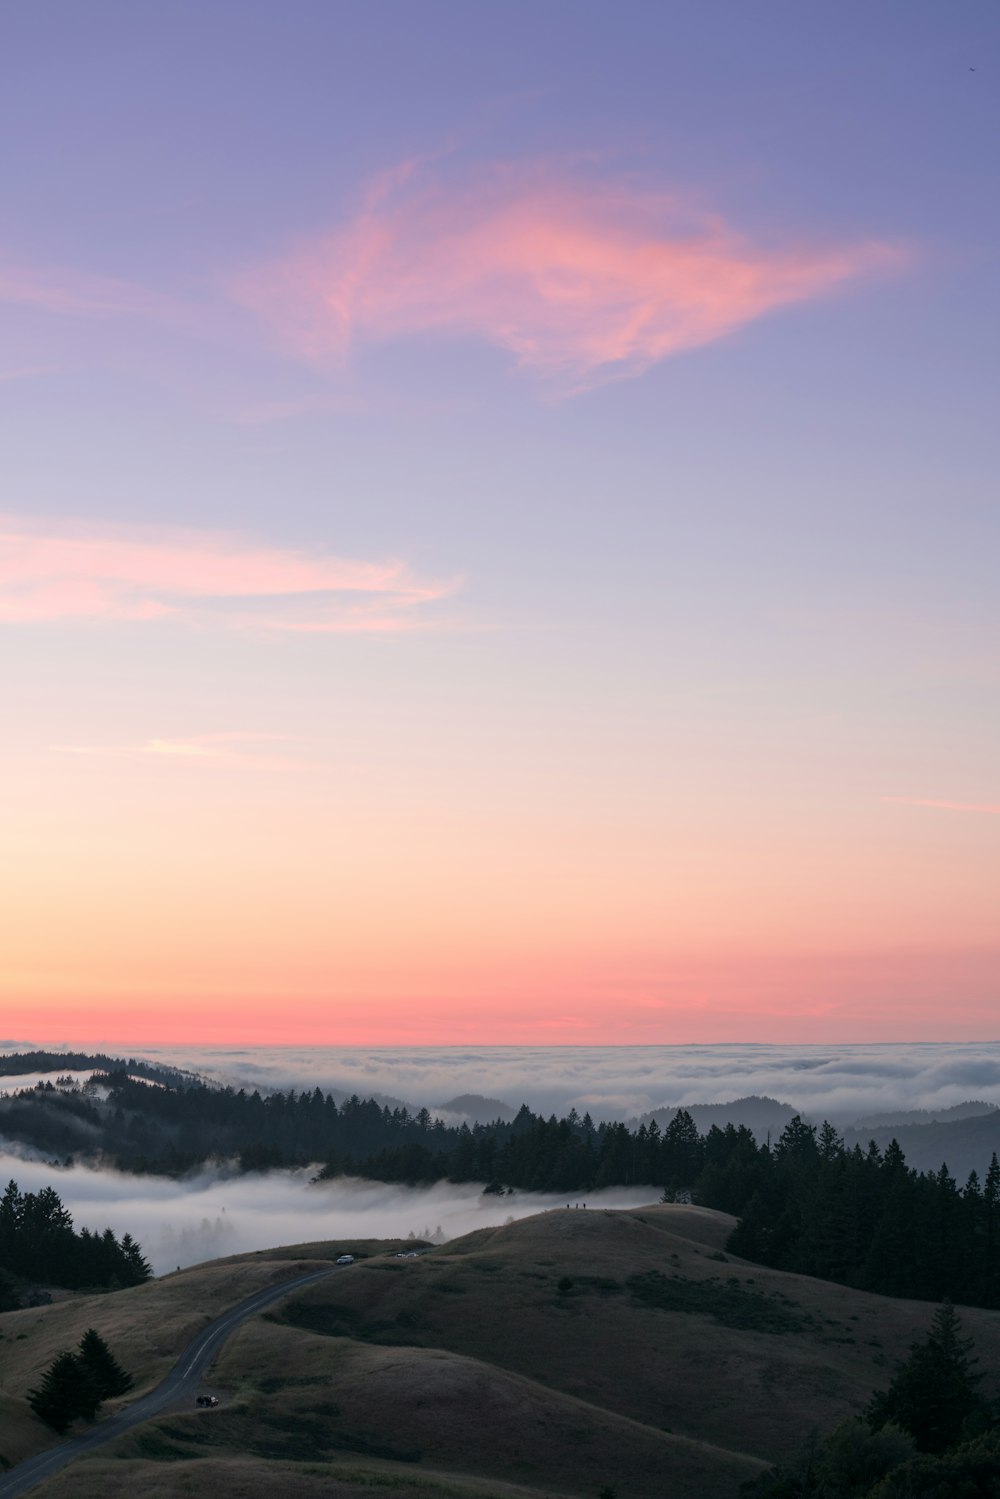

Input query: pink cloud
[0,516,457,632]
[234,161,903,391]
[882,796,1000,816]
[0,260,173,319]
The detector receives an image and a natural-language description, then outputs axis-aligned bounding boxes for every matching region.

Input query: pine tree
[118,1233,152,1284]
[867,1301,987,1454]
[78,1328,133,1398]
[27,1351,100,1432]
[728,1190,773,1263]
[817,1120,844,1162]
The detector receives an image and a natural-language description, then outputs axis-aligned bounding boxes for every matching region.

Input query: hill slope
[5,1205,1000,1498]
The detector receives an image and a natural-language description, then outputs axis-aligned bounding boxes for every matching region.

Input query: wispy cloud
[234,160,903,392]
[51,732,314,772]
[0,516,457,632]
[0,363,62,383]
[882,796,1000,816]
[0,260,174,319]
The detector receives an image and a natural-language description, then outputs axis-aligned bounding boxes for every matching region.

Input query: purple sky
[2,2,999,1045]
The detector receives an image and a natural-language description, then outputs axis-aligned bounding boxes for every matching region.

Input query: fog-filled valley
[0,1149,654,1275]
[6,1043,1000,1299]
[7,1045,1000,1499]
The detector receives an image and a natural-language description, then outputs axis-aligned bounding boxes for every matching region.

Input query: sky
[2,2,998,1046]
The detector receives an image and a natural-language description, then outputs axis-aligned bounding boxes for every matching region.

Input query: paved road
[0,1263,340,1498]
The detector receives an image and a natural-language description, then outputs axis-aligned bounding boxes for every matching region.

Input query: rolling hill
[3,1205,1000,1498]
[842,1108,1000,1179]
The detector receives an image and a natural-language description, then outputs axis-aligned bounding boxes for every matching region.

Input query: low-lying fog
[0,1070,103,1096]
[0,1150,655,1276]
[72,1042,1000,1125]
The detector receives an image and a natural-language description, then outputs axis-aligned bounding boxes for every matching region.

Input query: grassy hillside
[256,1205,1000,1465]
[4,1205,1000,1498]
[20,1454,573,1499]
[0,1238,404,1467]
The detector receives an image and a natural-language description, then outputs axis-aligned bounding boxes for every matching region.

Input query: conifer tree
[78,1328,133,1398]
[867,1301,987,1454]
[119,1233,152,1284]
[27,1351,100,1432]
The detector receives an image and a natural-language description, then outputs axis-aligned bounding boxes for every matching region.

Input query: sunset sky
[3,2,998,1046]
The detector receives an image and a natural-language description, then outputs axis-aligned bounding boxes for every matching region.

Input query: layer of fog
[0,1150,656,1276]
[0,1070,102,1096]
[8,1043,1000,1127]
[102,1043,1000,1126]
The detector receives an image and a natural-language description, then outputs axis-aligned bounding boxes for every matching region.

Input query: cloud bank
[235,160,901,392]
[117,1043,1000,1127]
[0,516,455,631]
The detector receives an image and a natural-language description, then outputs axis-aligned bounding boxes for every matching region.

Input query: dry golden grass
[8,1203,1000,1499]
[198,1319,762,1499]
[0,1391,39,1462]
[0,1253,333,1465]
[259,1204,1000,1465]
[35,1453,573,1499]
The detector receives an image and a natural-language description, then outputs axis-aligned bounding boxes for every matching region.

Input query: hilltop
[4,1204,1000,1498]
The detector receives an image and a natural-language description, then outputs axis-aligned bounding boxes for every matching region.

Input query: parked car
[195,1395,219,1408]
[336,1253,355,1264]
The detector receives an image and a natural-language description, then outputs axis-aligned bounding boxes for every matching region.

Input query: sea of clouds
[112,1042,1000,1125]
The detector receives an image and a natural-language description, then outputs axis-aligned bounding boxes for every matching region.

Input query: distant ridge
[437,1093,517,1123]
[844,1108,1000,1178]
[638,1095,800,1143]
[851,1100,998,1130]
[0,1049,191,1087]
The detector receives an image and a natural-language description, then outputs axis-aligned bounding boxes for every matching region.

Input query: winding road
[0,1263,340,1498]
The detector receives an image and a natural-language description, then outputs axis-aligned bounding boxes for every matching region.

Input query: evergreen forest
[0,1180,151,1300]
[4,1062,1000,1311]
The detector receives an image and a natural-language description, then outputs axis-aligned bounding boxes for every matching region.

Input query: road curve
[0,1263,341,1498]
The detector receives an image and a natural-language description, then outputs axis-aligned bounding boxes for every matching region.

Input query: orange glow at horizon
[6,940,1000,1049]
[5,677,999,1048]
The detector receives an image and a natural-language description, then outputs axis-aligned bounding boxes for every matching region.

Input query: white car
[336,1253,355,1264]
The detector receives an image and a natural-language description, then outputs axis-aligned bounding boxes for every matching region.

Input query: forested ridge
[3,1069,1000,1310]
[0,1049,189,1085]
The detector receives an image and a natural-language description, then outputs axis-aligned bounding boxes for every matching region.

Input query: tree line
[0,1049,187,1085]
[5,1074,1000,1310]
[0,1181,151,1301]
[722,1115,1000,1310]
